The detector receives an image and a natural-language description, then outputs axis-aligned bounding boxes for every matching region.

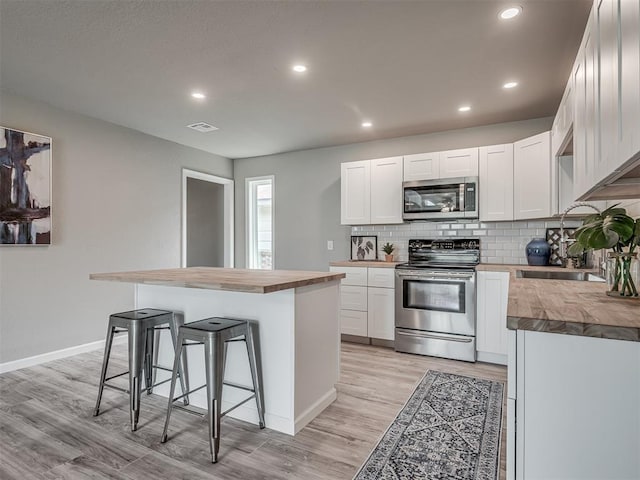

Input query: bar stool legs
[161,318,265,463]
[93,309,189,432]
[93,324,116,418]
[245,322,266,429]
[204,335,226,463]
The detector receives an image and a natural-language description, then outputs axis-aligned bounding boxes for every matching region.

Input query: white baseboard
[0,335,127,374]
[477,351,508,366]
[294,387,337,434]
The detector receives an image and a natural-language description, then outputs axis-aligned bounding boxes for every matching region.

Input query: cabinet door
[439,148,479,178]
[618,0,640,167]
[367,287,395,340]
[370,157,403,224]
[479,144,514,222]
[403,152,440,181]
[339,309,367,337]
[573,47,588,200]
[341,160,370,225]
[513,132,552,219]
[339,285,367,311]
[597,0,620,177]
[476,271,509,360]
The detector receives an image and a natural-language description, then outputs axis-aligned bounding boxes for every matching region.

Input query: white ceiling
[0,0,591,159]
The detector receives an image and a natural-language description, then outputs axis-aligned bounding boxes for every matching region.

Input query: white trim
[245,175,275,269]
[293,387,337,434]
[0,335,127,374]
[477,351,508,366]
[181,168,234,268]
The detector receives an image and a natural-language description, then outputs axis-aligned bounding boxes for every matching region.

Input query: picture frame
[351,235,378,261]
[0,126,52,245]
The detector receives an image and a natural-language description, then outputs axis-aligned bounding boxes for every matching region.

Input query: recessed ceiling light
[500,6,522,19]
[458,106,471,112]
[503,81,518,89]
[362,121,373,128]
[191,92,206,99]
[292,65,307,73]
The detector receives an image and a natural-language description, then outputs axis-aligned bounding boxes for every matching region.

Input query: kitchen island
[90,267,345,435]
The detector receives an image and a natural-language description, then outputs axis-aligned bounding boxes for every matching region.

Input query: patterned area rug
[354,371,504,480]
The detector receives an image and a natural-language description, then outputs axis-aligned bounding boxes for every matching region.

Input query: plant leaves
[603,215,635,242]
[567,242,586,256]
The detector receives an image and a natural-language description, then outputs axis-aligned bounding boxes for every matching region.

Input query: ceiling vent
[187,122,219,133]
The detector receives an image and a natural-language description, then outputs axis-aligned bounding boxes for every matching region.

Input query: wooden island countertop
[90,267,345,294]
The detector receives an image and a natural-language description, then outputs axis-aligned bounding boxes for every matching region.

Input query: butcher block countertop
[329,260,403,268]
[90,267,345,294]
[478,264,640,342]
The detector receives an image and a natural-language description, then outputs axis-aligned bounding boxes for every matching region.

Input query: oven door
[395,269,476,336]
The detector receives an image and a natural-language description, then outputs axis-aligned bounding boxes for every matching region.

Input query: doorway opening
[181,169,234,268]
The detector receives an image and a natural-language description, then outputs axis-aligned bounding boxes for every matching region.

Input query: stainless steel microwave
[402,177,478,220]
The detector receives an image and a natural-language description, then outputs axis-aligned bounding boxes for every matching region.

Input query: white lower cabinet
[508,330,640,479]
[476,271,509,365]
[330,266,395,341]
[367,287,395,340]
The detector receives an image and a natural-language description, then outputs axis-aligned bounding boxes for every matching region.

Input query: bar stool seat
[161,317,265,463]
[93,308,188,431]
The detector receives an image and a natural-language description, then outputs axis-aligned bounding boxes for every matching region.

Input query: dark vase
[526,238,551,266]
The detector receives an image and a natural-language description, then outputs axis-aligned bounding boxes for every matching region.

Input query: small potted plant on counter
[568,204,639,298]
[382,242,395,262]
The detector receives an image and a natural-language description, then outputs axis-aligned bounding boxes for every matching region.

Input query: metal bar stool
[93,308,189,431]
[161,317,266,463]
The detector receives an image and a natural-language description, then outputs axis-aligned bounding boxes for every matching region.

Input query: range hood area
[580,157,640,201]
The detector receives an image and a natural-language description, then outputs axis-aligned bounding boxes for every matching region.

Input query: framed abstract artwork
[351,235,378,261]
[0,126,52,245]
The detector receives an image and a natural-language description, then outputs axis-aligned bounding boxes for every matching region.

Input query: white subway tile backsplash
[353,218,568,265]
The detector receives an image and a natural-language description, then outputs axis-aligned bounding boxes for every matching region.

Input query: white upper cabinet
[566,0,640,200]
[439,147,479,178]
[370,157,403,224]
[617,0,640,171]
[341,157,403,225]
[514,131,552,219]
[340,160,370,225]
[403,152,439,181]
[479,144,514,222]
[551,80,574,158]
[596,0,619,181]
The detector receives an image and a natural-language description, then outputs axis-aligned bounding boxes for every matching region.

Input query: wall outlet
[327,240,334,251]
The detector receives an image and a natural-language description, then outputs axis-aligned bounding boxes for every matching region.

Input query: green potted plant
[382,242,395,262]
[568,204,639,297]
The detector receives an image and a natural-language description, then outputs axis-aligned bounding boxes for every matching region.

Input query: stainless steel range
[395,238,480,362]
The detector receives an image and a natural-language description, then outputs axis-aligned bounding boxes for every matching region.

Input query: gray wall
[0,92,232,363]
[186,177,224,267]
[234,117,554,271]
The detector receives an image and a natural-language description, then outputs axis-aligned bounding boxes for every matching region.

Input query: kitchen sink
[516,270,605,282]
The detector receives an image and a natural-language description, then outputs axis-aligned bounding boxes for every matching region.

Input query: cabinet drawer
[339,309,368,337]
[367,267,395,288]
[329,266,368,286]
[339,285,367,311]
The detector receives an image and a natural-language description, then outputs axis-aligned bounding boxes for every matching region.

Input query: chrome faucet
[559,202,602,267]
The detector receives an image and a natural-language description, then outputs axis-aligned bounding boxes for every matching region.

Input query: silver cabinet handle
[396,330,473,343]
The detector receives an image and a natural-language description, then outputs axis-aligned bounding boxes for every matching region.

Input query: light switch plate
[327,240,334,251]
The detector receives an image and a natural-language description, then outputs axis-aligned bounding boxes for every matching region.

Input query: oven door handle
[396,330,473,343]
[396,271,474,280]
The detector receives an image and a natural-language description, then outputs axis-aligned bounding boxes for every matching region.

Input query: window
[246,176,274,269]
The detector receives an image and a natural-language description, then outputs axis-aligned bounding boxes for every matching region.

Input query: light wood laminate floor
[0,342,507,479]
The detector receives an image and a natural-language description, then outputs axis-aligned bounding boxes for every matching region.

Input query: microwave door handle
[459,183,465,212]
